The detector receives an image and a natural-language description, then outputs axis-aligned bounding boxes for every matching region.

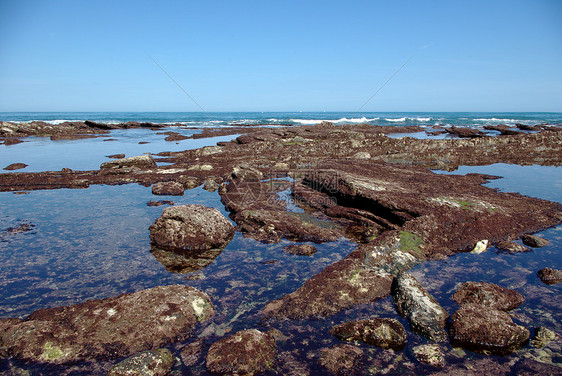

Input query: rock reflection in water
[150,245,223,274]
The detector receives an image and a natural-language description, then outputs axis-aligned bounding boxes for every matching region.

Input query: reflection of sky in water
[0,128,238,172]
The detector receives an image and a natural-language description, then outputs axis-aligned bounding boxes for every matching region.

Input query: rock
[413,344,445,367]
[352,152,371,160]
[536,267,562,285]
[318,344,364,376]
[3,163,28,171]
[203,178,219,192]
[495,241,530,253]
[330,318,406,350]
[177,176,201,189]
[106,153,126,159]
[151,246,223,274]
[470,239,489,254]
[513,358,562,376]
[206,329,276,376]
[450,303,530,354]
[164,132,189,141]
[282,244,317,256]
[483,124,524,136]
[521,234,549,247]
[391,271,449,342]
[152,181,185,196]
[108,348,174,376]
[149,204,234,253]
[188,164,214,171]
[531,326,558,348]
[452,282,524,311]
[445,126,485,138]
[147,200,175,207]
[180,339,205,367]
[0,285,214,363]
[100,154,157,172]
[232,164,263,181]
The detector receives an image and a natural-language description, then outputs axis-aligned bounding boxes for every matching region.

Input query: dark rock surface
[391,271,449,342]
[330,318,406,349]
[445,126,485,138]
[152,181,185,196]
[282,244,317,256]
[537,267,562,285]
[495,241,530,253]
[0,285,214,363]
[3,163,27,171]
[147,200,175,207]
[450,303,530,354]
[206,329,276,376]
[151,246,223,274]
[149,204,234,253]
[452,282,525,311]
[108,349,174,376]
[484,124,524,135]
[106,154,125,159]
[521,234,550,247]
[318,344,364,376]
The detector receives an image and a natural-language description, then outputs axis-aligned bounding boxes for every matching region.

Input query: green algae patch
[398,231,423,254]
[40,342,69,362]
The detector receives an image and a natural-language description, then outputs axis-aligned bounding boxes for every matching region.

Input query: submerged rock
[391,271,449,342]
[531,326,558,348]
[206,329,276,376]
[536,267,562,285]
[0,285,214,363]
[330,318,406,350]
[452,282,524,311]
[152,181,185,196]
[413,344,445,367]
[151,246,223,274]
[149,204,234,253]
[450,303,529,354]
[108,349,174,376]
[318,344,364,376]
[283,244,317,256]
[521,234,549,248]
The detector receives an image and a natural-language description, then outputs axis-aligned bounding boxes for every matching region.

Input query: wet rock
[484,124,524,135]
[180,338,205,367]
[149,204,234,253]
[536,267,562,285]
[100,154,157,172]
[177,176,201,190]
[108,348,174,376]
[391,271,448,342]
[450,303,529,354]
[107,153,126,159]
[162,132,189,141]
[151,246,223,274]
[0,285,214,363]
[495,241,530,253]
[445,126,485,138]
[206,329,276,376]
[231,164,263,181]
[531,327,558,348]
[513,358,562,376]
[282,244,317,256]
[152,181,185,196]
[330,318,406,350]
[318,344,364,376]
[412,344,445,367]
[3,163,27,171]
[147,200,175,207]
[452,281,524,311]
[521,234,549,247]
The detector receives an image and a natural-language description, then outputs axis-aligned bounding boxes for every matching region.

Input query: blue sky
[0,0,560,112]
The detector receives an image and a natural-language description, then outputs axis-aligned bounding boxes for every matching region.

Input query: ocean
[1,111,561,128]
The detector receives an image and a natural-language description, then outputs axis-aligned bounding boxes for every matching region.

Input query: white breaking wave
[290,117,379,125]
[473,118,534,125]
[384,117,432,122]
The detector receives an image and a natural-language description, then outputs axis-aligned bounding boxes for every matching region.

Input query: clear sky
[0,0,560,112]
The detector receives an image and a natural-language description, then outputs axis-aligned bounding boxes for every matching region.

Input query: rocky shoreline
[1,121,562,375]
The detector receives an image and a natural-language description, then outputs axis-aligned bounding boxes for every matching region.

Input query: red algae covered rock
[330,318,406,350]
[152,181,185,196]
[206,329,276,376]
[450,303,529,354]
[108,348,174,376]
[149,204,234,253]
[318,344,364,376]
[0,285,214,363]
[452,282,524,311]
[537,267,562,285]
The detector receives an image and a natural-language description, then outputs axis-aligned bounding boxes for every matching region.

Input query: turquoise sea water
[0,113,561,375]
